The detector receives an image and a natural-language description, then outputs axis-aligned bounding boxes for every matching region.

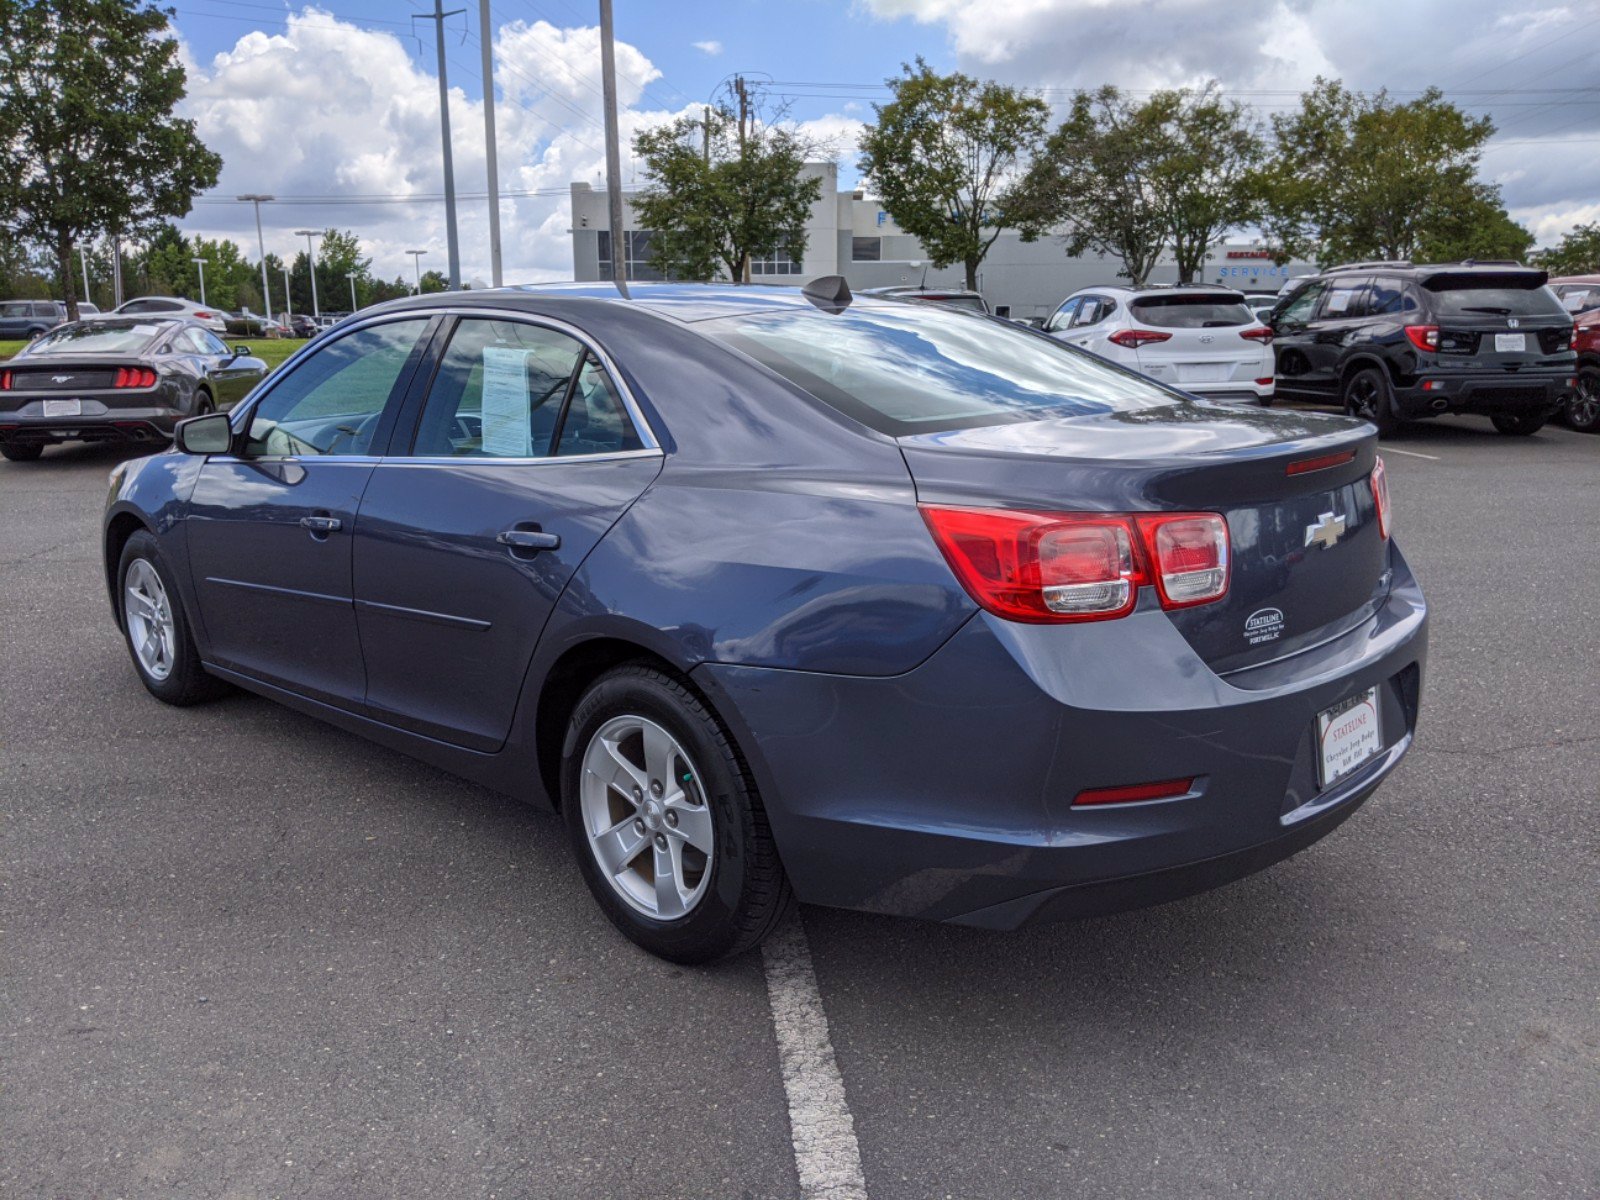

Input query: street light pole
[406,250,427,294]
[415,0,465,289]
[282,266,292,320]
[294,229,321,319]
[192,257,208,306]
[347,271,359,313]
[598,0,629,299]
[237,194,275,318]
[80,246,92,308]
[479,0,503,286]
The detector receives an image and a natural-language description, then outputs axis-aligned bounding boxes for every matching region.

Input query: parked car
[111,295,229,334]
[101,280,1425,962]
[284,313,320,339]
[858,285,989,314]
[1549,274,1600,318]
[0,317,266,461]
[0,300,66,339]
[1044,284,1274,405]
[1563,304,1600,432]
[1269,261,1576,435]
[77,302,102,319]
[1242,292,1280,323]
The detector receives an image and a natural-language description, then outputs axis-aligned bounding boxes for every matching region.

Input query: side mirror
[233,344,252,358]
[176,411,234,455]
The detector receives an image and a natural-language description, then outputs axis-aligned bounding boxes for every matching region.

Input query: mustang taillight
[1371,455,1391,539]
[114,367,157,388]
[1107,328,1172,349]
[920,506,1230,624]
[0,370,11,390]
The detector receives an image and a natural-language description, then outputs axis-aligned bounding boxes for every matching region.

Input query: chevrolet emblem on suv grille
[1304,511,1348,550]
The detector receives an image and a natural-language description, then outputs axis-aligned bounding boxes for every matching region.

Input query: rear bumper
[0,404,183,445]
[697,540,1427,928]
[1395,369,1570,418]
[1190,380,1274,405]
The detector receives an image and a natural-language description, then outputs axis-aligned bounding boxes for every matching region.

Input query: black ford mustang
[0,317,266,462]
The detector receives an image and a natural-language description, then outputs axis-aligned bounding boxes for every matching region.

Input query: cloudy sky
[168,0,1600,286]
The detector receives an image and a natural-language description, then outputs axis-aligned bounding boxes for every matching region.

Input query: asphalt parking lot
[3,415,1597,1199]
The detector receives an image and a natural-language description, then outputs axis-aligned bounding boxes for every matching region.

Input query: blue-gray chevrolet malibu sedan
[101,280,1426,962]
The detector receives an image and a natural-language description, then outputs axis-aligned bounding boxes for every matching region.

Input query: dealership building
[569,162,1314,321]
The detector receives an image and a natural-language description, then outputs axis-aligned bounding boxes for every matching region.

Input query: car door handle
[299,515,342,533]
[497,527,560,552]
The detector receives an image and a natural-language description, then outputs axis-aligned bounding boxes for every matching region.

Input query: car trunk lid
[1423,269,1573,362]
[1127,292,1269,390]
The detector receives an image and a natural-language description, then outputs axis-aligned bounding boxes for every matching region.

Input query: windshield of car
[25,321,167,355]
[1130,295,1256,328]
[0,302,33,318]
[699,302,1182,435]
[1425,276,1568,319]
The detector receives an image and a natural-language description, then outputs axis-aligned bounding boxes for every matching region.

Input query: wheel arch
[1339,353,1395,391]
[104,509,154,626]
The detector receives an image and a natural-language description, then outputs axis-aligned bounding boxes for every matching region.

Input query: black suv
[1270,261,1575,435]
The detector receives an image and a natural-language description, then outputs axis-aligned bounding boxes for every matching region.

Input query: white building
[569,163,1313,322]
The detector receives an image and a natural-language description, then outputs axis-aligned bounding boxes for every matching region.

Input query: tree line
[636,63,1590,290]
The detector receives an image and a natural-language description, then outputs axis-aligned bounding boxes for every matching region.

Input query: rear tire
[117,530,229,706]
[1490,411,1548,436]
[561,664,793,963]
[1563,365,1600,432]
[1342,368,1400,435]
[1,443,44,462]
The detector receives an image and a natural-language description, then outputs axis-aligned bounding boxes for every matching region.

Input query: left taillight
[0,370,11,390]
[1239,326,1273,344]
[114,367,157,388]
[920,505,1230,624]
[1371,455,1391,539]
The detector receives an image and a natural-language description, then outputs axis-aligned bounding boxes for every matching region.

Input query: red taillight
[1286,448,1357,476]
[0,370,11,390]
[1404,324,1439,352]
[1075,777,1196,807]
[1255,376,1274,386]
[1108,328,1172,349]
[1371,456,1391,540]
[1239,326,1273,343]
[194,311,214,320]
[920,506,1229,624]
[114,367,157,388]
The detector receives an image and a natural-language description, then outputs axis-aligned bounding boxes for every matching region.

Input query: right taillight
[0,370,11,390]
[1371,456,1391,540]
[1239,326,1273,343]
[1404,324,1439,352]
[920,505,1229,624]
[1108,328,1173,349]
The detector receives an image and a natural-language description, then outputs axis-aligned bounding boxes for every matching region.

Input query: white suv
[1044,285,1274,405]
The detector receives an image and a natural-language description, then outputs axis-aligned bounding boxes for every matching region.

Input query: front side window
[701,300,1182,436]
[411,318,582,458]
[1275,282,1326,325]
[244,319,430,457]
[1044,298,1080,332]
[1074,297,1113,327]
[0,302,29,318]
[201,330,231,356]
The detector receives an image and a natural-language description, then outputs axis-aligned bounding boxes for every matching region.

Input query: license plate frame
[1494,332,1527,353]
[41,398,82,418]
[1317,686,1382,788]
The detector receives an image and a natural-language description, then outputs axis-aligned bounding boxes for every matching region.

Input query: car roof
[1067,284,1246,298]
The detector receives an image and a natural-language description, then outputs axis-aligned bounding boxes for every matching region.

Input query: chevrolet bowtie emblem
[1304,511,1347,550]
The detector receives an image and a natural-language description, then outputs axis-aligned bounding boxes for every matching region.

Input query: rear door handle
[299,515,342,533]
[497,527,560,552]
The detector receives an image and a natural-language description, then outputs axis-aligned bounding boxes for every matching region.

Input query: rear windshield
[699,302,1180,436]
[1130,295,1255,328]
[25,322,166,356]
[1425,276,1567,319]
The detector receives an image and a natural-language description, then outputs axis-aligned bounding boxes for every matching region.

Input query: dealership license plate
[1317,687,1381,787]
[1494,333,1527,353]
[1181,363,1229,383]
[42,399,82,418]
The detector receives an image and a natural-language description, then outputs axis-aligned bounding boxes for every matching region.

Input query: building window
[749,244,803,276]
[851,237,881,262]
[596,230,670,282]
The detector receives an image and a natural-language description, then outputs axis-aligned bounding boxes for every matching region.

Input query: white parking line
[1382,447,1441,461]
[762,915,869,1200]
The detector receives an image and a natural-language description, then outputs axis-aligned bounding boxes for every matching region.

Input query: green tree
[0,0,222,320]
[1146,86,1265,282]
[1534,222,1600,276]
[859,60,1049,292]
[1012,86,1170,287]
[418,268,449,294]
[1256,78,1506,265]
[631,88,823,283]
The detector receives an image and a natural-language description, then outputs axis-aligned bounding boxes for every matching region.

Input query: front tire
[1342,368,1399,435]
[1564,365,1600,432]
[118,530,228,705]
[1490,411,1548,436]
[561,664,793,963]
[1,443,44,462]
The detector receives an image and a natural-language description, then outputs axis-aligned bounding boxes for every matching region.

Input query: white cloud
[692,39,723,56]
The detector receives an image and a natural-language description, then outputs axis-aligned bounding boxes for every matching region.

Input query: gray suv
[0,300,65,340]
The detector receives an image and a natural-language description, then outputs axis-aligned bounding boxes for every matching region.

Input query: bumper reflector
[1074,777,1195,807]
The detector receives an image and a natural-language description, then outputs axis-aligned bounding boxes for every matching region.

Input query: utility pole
[237,194,275,320]
[80,246,91,308]
[479,0,502,287]
[192,257,208,306]
[406,249,427,294]
[282,266,292,321]
[347,271,360,313]
[598,0,629,298]
[111,235,123,307]
[295,228,321,319]
[416,0,465,289]
[735,75,750,283]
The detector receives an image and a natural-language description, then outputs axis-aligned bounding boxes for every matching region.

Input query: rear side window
[1425,276,1568,319]
[1321,279,1371,319]
[701,302,1182,436]
[1367,277,1417,315]
[1130,295,1254,328]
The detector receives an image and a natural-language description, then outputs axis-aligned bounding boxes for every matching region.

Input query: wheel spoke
[640,721,676,789]
[665,800,714,855]
[591,815,649,877]
[652,837,687,919]
[590,735,648,802]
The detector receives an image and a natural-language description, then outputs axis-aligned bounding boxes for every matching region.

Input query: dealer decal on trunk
[1245,607,1285,645]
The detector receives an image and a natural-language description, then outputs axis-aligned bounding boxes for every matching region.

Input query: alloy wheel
[579,714,714,920]
[124,558,176,682]
[1347,375,1380,420]
[1569,370,1600,431]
